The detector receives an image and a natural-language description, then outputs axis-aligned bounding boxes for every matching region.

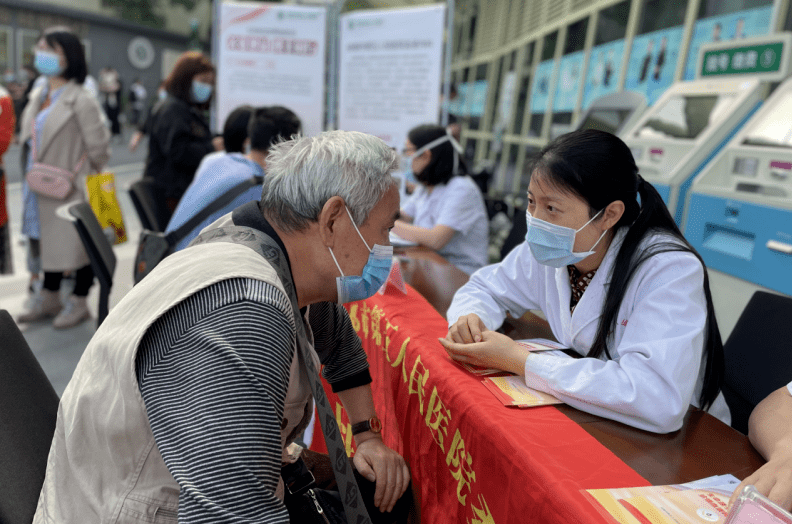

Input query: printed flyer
[482,376,563,408]
[584,475,742,524]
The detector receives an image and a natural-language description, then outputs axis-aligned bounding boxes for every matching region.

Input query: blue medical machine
[621,36,774,225]
[684,34,792,336]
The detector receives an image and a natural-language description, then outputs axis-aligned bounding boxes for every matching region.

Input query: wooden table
[393,246,765,485]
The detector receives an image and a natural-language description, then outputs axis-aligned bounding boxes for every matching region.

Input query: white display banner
[339,5,446,150]
[216,2,326,137]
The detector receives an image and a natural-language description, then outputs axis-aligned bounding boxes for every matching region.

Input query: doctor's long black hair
[528,129,724,410]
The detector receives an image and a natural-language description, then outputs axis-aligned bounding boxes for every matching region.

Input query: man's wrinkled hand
[353,437,410,513]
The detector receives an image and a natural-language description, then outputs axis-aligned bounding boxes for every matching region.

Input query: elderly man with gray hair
[33,131,411,524]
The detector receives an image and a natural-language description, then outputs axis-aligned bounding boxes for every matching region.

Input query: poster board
[623,25,685,105]
[216,1,326,137]
[338,5,446,149]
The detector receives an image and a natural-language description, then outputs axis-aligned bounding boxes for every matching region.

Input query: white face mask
[409,131,465,177]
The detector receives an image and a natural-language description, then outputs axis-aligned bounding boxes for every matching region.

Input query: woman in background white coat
[392,124,488,275]
[441,129,727,434]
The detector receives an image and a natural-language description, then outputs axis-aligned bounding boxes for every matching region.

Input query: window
[638,0,689,35]
[16,29,38,70]
[0,27,11,74]
[564,19,588,54]
[468,63,489,130]
[699,0,772,19]
[513,42,535,134]
[490,56,507,126]
[513,75,531,133]
[541,31,558,61]
[596,1,631,45]
[529,114,544,137]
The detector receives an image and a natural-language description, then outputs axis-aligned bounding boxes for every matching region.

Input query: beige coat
[34,235,315,523]
[20,80,110,271]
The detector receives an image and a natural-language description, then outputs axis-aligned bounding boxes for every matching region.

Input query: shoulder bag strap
[166,176,262,246]
[30,108,88,174]
[191,226,372,524]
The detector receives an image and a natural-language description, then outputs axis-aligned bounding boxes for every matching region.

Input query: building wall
[451,0,792,195]
[0,0,191,115]
[11,0,212,39]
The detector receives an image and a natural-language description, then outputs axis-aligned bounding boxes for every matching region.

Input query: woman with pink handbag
[17,26,111,329]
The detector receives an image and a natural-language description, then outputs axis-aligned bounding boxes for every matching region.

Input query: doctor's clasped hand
[440,327,532,376]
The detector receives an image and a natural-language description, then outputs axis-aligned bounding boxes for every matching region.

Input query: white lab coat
[447,228,731,433]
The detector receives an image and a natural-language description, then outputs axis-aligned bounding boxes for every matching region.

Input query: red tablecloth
[312,283,651,523]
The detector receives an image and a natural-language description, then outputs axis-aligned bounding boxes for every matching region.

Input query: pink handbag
[26,123,86,200]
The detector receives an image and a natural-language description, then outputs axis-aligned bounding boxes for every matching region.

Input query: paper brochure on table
[583,474,745,524]
[482,376,563,408]
[460,338,568,376]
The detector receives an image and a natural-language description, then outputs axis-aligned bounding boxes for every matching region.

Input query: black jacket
[143,96,213,201]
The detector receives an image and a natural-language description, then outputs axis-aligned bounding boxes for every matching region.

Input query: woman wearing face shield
[441,129,727,434]
[392,124,488,275]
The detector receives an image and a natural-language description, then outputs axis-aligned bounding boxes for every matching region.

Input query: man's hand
[353,437,410,513]
[730,452,792,511]
[447,313,488,343]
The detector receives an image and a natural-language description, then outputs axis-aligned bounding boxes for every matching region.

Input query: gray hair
[261,130,399,231]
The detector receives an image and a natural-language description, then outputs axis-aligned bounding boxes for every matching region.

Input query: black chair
[128,179,163,232]
[469,162,494,196]
[61,202,116,327]
[0,310,59,524]
[500,206,527,260]
[721,291,792,434]
[484,196,508,221]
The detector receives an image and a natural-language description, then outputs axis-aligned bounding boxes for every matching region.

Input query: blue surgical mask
[329,207,394,304]
[191,80,213,103]
[525,210,607,267]
[34,51,63,77]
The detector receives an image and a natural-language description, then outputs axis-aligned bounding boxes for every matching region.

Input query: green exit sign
[701,42,784,76]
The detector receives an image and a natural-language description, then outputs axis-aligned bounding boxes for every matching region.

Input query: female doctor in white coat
[440,129,728,434]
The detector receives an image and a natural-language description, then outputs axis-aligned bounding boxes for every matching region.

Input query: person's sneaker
[18,289,63,323]
[53,296,91,329]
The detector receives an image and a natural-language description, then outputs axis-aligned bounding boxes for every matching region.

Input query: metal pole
[211,0,222,132]
[326,0,341,130]
[441,0,454,127]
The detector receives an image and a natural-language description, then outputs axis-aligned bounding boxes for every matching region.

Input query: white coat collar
[556,227,628,347]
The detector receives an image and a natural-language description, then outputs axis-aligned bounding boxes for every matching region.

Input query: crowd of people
[0,22,789,524]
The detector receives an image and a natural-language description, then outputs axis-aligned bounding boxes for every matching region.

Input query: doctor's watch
[351,416,383,436]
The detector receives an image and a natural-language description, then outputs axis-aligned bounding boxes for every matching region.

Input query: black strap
[191,226,372,524]
[166,176,263,246]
